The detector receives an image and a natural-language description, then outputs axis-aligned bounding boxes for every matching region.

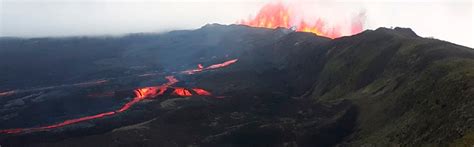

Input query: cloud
[0,0,472,47]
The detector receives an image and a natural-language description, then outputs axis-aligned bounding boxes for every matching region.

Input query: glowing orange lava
[40,111,117,129]
[0,76,178,134]
[172,88,193,96]
[239,2,365,38]
[206,59,238,70]
[118,76,178,112]
[182,59,238,75]
[0,57,237,134]
[192,88,212,96]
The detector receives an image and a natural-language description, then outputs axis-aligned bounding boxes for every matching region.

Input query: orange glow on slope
[0,56,238,133]
[206,59,238,70]
[192,88,212,96]
[0,76,178,134]
[239,2,365,38]
[182,59,238,75]
[172,88,193,96]
[118,76,178,112]
[171,88,213,96]
[39,111,116,129]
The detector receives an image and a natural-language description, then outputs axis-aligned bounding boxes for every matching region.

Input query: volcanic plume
[239,2,365,38]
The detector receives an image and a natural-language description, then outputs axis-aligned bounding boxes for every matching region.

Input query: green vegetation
[297,28,474,145]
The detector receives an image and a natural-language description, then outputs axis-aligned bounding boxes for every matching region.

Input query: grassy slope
[301,28,474,145]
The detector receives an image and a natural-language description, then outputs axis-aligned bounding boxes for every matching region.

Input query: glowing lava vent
[192,88,212,96]
[172,88,193,96]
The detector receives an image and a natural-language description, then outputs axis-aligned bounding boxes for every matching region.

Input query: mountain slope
[274,27,474,145]
[0,24,472,146]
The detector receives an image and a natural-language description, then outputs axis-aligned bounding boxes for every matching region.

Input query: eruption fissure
[192,88,212,96]
[172,88,193,97]
[0,76,177,134]
[170,87,213,96]
[0,59,239,134]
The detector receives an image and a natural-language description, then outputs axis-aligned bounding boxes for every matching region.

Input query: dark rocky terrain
[0,24,473,146]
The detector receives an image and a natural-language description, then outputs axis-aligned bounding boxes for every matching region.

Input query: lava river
[0,59,238,134]
[239,2,365,38]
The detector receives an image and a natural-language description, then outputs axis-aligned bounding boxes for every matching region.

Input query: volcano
[0,24,473,146]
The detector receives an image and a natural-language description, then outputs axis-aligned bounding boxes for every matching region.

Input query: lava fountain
[239,2,365,38]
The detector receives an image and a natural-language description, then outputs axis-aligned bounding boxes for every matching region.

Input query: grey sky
[0,0,472,47]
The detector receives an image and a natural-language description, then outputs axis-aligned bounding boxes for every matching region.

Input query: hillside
[0,24,472,146]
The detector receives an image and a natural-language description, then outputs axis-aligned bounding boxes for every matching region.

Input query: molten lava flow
[0,76,179,134]
[118,76,178,112]
[116,88,153,112]
[40,111,116,129]
[0,57,233,134]
[192,88,212,96]
[172,88,193,96]
[182,59,238,75]
[239,2,365,38]
[0,111,118,134]
[205,59,238,70]
[170,87,213,97]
